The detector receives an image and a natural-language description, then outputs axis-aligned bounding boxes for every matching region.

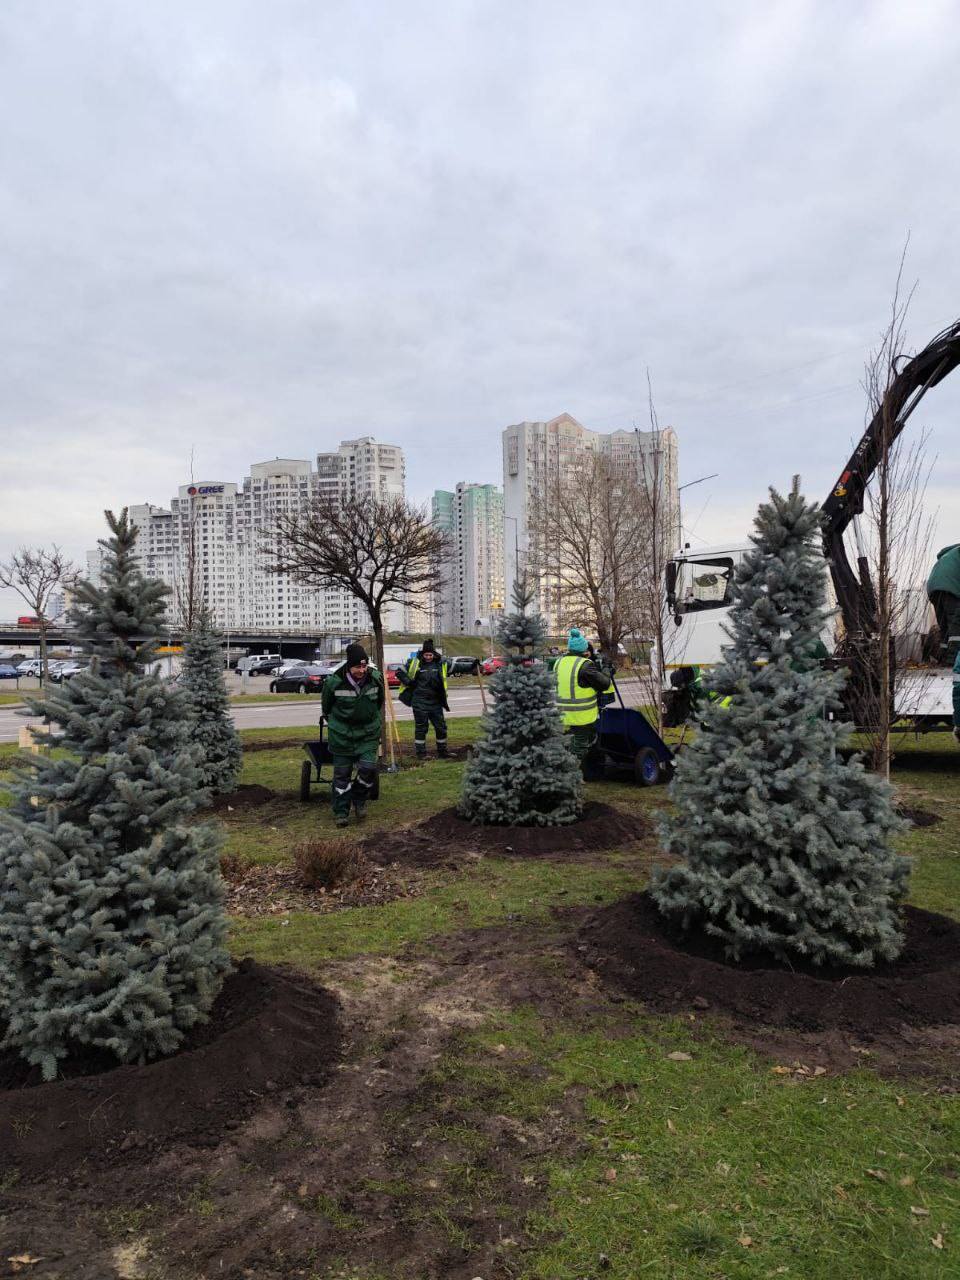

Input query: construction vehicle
[664,319,960,735]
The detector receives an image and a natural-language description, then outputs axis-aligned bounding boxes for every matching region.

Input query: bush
[293,836,362,889]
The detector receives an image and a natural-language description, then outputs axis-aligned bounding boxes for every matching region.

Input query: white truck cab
[663,544,749,673]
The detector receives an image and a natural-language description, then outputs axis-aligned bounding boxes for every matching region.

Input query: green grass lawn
[221,727,960,1279]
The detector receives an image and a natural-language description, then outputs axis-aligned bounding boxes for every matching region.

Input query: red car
[480,655,506,675]
[386,662,404,688]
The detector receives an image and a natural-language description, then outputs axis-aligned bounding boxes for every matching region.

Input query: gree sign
[187,485,224,496]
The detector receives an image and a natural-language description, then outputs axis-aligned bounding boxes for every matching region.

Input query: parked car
[16,659,44,677]
[385,662,404,688]
[269,662,340,693]
[480,655,506,675]
[244,657,284,677]
[0,663,20,679]
[236,653,281,675]
[50,661,89,683]
[448,655,480,676]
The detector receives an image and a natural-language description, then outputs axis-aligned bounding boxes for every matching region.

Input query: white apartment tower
[432,483,505,636]
[502,412,680,631]
[88,438,406,634]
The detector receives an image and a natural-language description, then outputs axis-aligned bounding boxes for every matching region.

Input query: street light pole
[677,473,718,550]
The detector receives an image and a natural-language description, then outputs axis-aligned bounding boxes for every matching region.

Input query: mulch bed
[364,801,650,868]
[577,893,960,1081]
[0,960,340,1178]
[221,856,427,917]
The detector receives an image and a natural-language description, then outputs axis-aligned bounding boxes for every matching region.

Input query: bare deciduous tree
[626,384,677,734]
[855,254,936,777]
[527,450,648,665]
[0,545,75,681]
[265,493,448,686]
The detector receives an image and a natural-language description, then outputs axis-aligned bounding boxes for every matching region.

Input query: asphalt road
[0,679,646,743]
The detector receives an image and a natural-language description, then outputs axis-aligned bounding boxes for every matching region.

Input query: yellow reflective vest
[405,657,449,693]
[554,654,599,727]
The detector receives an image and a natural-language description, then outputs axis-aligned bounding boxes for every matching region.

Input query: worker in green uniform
[553,628,612,770]
[397,637,450,759]
[320,642,385,828]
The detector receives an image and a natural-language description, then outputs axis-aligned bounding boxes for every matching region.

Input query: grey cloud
[1,0,958,612]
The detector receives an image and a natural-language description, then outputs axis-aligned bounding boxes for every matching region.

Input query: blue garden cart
[593,677,675,786]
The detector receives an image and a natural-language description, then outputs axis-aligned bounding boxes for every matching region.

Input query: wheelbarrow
[299,717,381,803]
[593,677,675,786]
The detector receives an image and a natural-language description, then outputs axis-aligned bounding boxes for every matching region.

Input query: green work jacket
[321,666,385,755]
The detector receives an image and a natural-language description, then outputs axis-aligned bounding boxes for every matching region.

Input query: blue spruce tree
[458,575,583,826]
[652,479,909,968]
[0,510,230,1080]
[181,608,242,794]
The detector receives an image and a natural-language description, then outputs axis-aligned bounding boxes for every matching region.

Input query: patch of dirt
[221,855,428,917]
[0,925,594,1280]
[209,782,276,813]
[577,893,960,1083]
[364,801,650,867]
[896,804,942,827]
[241,736,313,754]
[0,960,340,1179]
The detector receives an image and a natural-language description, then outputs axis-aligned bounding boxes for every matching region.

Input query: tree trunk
[371,613,387,744]
[39,620,49,686]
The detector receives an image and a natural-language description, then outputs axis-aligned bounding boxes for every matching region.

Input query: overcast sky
[1,0,959,614]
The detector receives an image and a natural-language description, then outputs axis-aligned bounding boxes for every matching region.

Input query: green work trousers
[565,723,598,772]
[331,747,378,818]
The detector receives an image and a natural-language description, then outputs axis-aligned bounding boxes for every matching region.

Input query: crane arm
[822,319,960,638]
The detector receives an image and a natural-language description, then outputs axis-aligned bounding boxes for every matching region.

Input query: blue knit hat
[567,628,588,654]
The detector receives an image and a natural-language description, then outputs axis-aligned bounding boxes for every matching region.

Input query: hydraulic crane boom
[822,318,960,641]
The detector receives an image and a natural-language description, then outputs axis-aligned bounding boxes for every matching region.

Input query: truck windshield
[673,558,734,613]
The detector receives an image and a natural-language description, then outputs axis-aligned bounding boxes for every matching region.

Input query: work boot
[354,798,368,822]
[335,814,350,829]
[437,743,449,759]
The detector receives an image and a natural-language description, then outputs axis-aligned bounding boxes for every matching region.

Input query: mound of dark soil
[365,801,649,867]
[210,782,276,813]
[578,893,960,1035]
[0,960,339,1178]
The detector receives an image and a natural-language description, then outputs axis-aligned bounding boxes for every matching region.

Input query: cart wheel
[299,759,313,802]
[634,746,662,787]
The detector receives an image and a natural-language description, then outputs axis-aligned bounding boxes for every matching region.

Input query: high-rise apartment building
[432,483,505,636]
[502,412,679,630]
[87,438,407,634]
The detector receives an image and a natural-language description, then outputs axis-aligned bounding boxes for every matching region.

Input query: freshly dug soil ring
[210,782,276,813]
[578,892,960,1035]
[0,960,339,1178]
[365,801,649,867]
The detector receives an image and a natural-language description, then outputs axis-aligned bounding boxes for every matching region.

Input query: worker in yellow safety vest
[554,628,613,770]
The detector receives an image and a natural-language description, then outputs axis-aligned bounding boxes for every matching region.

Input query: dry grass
[292,835,363,889]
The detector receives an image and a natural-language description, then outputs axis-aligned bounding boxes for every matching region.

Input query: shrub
[293,836,363,889]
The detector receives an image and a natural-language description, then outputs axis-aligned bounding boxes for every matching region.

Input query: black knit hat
[420,637,436,655]
[345,642,368,667]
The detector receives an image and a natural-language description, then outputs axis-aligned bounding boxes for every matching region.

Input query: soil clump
[577,892,960,1082]
[209,782,276,813]
[364,801,649,867]
[0,960,339,1178]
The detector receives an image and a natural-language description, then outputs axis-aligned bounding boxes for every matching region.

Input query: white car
[51,661,89,683]
[17,659,44,677]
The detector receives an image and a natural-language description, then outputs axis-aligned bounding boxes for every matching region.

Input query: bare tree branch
[263,493,448,687]
[0,545,76,681]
